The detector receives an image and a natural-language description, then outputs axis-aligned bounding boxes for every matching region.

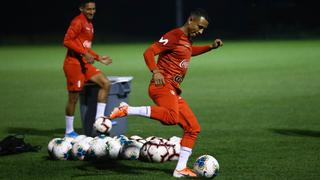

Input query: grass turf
[0,40,319,179]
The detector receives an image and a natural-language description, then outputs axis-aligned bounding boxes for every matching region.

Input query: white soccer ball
[166,141,180,161]
[48,138,62,158]
[114,135,129,145]
[168,136,181,144]
[52,140,72,160]
[129,135,146,144]
[129,135,146,149]
[87,136,109,159]
[105,139,122,159]
[140,139,170,162]
[193,155,220,178]
[72,140,91,160]
[71,135,87,144]
[121,140,141,160]
[94,116,112,134]
[63,137,75,144]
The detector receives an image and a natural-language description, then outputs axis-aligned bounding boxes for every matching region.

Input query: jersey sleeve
[63,18,87,55]
[191,45,212,56]
[88,49,99,60]
[143,32,179,72]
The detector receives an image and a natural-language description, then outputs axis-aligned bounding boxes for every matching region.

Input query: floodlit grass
[0,40,319,179]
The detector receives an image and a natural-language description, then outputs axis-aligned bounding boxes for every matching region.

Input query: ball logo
[179,59,190,69]
[83,40,92,48]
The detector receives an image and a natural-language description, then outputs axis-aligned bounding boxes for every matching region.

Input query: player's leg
[65,91,80,137]
[86,64,111,119]
[110,83,180,125]
[148,84,180,125]
[173,97,200,177]
[63,63,85,137]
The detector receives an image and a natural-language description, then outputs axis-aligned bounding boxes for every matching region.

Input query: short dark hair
[79,0,95,8]
[190,8,209,21]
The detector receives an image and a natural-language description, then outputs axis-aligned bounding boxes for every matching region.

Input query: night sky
[1,0,320,43]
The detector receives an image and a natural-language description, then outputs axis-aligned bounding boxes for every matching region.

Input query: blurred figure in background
[63,0,112,137]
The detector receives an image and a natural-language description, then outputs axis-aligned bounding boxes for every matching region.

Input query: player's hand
[153,70,165,86]
[99,55,112,65]
[83,52,95,64]
[211,39,223,49]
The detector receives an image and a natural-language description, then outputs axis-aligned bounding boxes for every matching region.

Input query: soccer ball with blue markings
[72,139,91,160]
[193,155,219,178]
[48,138,62,158]
[121,140,141,160]
[52,139,72,160]
[87,135,112,159]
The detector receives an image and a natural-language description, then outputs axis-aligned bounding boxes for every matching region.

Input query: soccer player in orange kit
[63,0,112,137]
[110,9,223,177]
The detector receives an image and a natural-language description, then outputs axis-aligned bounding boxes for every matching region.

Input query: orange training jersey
[63,13,99,65]
[151,28,192,88]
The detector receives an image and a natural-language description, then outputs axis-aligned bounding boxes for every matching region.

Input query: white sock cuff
[181,146,192,153]
[146,106,151,117]
[65,116,74,121]
[97,102,106,106]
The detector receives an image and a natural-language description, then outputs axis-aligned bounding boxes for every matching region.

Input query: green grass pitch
[0,40,319,179]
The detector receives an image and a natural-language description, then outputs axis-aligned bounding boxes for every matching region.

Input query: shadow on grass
[74,159,172,178]
[42,155,173,177]
[271,128,320,137]
[6,127,83,137]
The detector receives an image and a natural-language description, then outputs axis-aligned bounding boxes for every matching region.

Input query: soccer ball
[87,136,108,159]
[48,138,62,158]
[168,136,181,144]
[140,139,170,162]
[63,137,75,144]
[129,135,146,149]
[193,155,219,178]
[52,140,72,160]
[121,140,141,160]
[71,138,92,160]
[114,134,130,145]
[71,135,87,144]
[94,116,112,134]
[166,141,180,161]
[105,139,122,159]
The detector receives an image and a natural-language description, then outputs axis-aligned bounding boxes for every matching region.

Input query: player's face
[80,2,96,20]
[188,16,209,38]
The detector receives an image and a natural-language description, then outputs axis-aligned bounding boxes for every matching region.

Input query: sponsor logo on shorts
[173,75,184,84]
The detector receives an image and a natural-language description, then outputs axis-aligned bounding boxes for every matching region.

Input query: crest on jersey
[179,59,190,69]
[159,37,169,45]
[83,40,92,48]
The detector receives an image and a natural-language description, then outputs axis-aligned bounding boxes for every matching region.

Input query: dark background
[1,0,320,44]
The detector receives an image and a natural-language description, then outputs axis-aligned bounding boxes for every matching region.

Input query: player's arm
[143,44,162,72]
[64,19,87,55]
[88,49,99,61]
[192,39,223,56]
[143,44,166,86]
[63,19,94,62]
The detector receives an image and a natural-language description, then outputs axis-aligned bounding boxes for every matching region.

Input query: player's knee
[100,78,111,90]
[186,123,201,135]
[68,96,78,105]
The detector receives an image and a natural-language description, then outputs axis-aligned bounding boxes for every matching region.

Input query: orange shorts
[148,83,201,148]
[63,62,101,92]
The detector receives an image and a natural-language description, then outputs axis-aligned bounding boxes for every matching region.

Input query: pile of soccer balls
[48,116,219,178]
